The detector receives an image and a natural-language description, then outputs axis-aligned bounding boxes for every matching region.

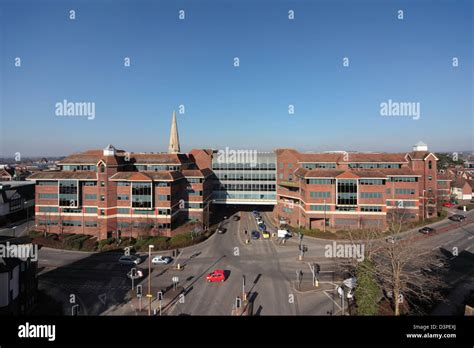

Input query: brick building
[273,142,438,230]
[28,112,442,238]
[28,113,214,239]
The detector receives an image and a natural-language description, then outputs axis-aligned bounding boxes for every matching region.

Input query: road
[35,209,474,316]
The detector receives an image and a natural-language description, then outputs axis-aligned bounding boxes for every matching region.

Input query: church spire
[168,110,180,154]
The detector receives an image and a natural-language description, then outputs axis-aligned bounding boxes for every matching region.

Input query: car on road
[449,214,466,222]
[261,231,270,239]
[152,256,172,265]
[443,202,455,208]
[127,269,143,279]
[385,235,403,243]
[418,226,435,234]
[216,225,226,234]
[257,223,266,232]
[252,210,259,217]
[206,269,226,282]
[232,215,240,221]
[251,230,260,240]
[119,255,142,265]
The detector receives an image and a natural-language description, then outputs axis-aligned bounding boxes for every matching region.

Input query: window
[39,206,59,213]
[118,208,129,214]
[85,221,98,227]
[85,207,97,213]
[360,206,382,212]
[38,181,57,186]
[288,163,293,169]
[310,192,331,198]
[100,164,105,173]
[337,179,357,205]
[360,192,382,199]
[307,179,333,185]
[359,179,385,185]
[100,195,105,201]
[117,181,131,186]
[395,188,415,195]
[59,180,78,207]
[428,161,432,169]
[83,181,97,186]
[39,193,58,199]
[428,176,432,181]
[100,181,105,187]
[310,205,328,211]
[85,194,97,200]
[390,177,417,182]
[279,163,284,169]
[117,194,129,201]
[279,173,284,180]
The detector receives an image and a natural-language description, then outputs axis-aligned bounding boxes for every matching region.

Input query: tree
[355,259,380,315]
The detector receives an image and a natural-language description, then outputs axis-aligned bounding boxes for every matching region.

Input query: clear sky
[0,0,472,157]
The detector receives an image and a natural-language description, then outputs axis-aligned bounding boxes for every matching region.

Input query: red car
[443,202,455,208]
[206,269,225,282]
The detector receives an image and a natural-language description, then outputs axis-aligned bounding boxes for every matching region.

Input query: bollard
[298,255,303,261]
[177,263,181,270]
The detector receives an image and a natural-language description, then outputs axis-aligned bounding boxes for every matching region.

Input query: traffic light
[136,285,142,297]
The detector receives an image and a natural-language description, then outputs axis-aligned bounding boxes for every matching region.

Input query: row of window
[213,163,276,170]
[301,163,337,169]
[359,179,385,185]
[348,163,402,169]
[360,192,382,199]
[310,192,331,198]
[214,184,276,191]
[395,188,415,195]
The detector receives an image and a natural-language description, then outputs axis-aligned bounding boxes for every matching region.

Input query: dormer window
[428,160,432,170]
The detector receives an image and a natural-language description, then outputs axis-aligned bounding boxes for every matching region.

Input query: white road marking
[322,290,341,310]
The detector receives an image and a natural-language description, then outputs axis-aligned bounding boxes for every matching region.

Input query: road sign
[172,276,179,283]
[157,291,163,301]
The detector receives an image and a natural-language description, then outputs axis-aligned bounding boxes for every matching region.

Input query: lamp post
[148,244,154,316]
[323,199,327,233]
[422,189,426,222]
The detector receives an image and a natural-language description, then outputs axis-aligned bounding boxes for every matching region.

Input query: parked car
[206,269,225,282]
[216,225,226,234]
[418,226,435,234]
[449,214,466,222]
[443,202,455,208]
[127,269,143,279]
[251,230,260,240]
[258,223,266,232]
[232,215,240,221]
[252,210,259,217]
[119,255,142,265]
[152,256,172,265]
[261,231,270,239]
[386,235,403,243]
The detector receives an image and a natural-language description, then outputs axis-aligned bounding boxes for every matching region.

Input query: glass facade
[59,180,79,207]
[131,182,152,208]
[337,179,357,206]
[212,152,277,203]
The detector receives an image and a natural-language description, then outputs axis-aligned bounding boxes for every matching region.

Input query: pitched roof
[131,153,191,165]
[182,168,213,178]
[27,171,97,180]
[109,171,184,181]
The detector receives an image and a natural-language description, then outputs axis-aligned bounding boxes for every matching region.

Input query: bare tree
[347,207,444,315]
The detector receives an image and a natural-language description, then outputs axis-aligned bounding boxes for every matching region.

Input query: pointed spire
[168,110,180,154]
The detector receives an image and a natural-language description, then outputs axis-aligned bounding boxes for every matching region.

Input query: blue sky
[0,0,472,156]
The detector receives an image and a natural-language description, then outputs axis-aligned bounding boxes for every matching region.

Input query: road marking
[322,290,341,310]
[431,244,443,251]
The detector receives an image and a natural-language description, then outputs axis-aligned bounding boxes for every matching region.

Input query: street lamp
[323,199,327,233]
[422,189,426,222]
[148,244,154,316]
